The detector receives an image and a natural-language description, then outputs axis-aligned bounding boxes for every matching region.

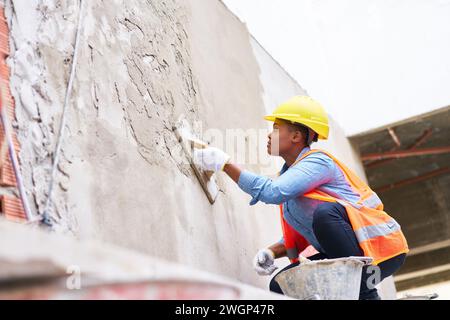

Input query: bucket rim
[299,256,373,266]
[275,256,374,283]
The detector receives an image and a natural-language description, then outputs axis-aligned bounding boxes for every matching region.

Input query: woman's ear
[291,130,303,144]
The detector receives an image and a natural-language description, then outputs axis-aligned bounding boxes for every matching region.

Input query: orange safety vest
[280,149,409,265]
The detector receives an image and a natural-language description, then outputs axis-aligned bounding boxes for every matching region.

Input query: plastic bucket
[275,256,373,300]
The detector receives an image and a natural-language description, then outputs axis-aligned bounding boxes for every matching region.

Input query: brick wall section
[0,5,27,222]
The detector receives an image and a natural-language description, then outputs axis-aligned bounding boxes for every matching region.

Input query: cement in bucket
[275,256,373,300]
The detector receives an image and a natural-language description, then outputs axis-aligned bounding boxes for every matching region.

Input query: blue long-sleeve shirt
[238,146,361,253]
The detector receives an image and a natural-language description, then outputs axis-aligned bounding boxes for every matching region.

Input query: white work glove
[193,147,231,173]
[253,249,278,276]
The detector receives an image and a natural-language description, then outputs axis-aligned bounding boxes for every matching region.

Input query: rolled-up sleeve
[237,153,334,205]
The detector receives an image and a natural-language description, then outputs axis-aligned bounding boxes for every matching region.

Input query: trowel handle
[189,139,209,150]
[351,256,374,266]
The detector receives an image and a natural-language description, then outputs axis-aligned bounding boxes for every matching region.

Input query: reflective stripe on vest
[360,193,383,210]
[354,218,401,243]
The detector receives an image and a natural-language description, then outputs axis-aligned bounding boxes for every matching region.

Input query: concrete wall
[3,0,393,296]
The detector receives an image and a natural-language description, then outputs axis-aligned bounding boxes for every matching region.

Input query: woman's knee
[379,253,407,280]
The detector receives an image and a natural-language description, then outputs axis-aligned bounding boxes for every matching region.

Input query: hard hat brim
[264,114,329,140]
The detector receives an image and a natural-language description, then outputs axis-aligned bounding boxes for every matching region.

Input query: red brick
[0,8,26,221]
[0,195,26,222]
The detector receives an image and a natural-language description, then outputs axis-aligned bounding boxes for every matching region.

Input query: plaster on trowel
[173,121,220,204]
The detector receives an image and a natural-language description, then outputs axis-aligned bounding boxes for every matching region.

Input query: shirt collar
[280,146,311,175]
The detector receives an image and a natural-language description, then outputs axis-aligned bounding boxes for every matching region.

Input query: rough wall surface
[4,0,394,296]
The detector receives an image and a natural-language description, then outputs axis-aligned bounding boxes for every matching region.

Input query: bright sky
[222,0,450,136]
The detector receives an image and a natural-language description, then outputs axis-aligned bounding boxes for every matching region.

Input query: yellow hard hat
[264,96,330,140]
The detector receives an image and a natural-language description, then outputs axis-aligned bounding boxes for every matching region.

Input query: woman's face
[267,119,303,156]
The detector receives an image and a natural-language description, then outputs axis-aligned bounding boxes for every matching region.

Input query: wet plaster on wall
[5,0,284,289]
[6,0,202,231]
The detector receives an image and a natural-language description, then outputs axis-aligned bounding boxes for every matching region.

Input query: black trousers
[270,202,406,300]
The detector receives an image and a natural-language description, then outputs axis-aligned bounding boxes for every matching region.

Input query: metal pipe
[388,128,401,147]
[41,0,85,226]
[361,146,450,161]
[375,167,450,193]
[366,129,433,169]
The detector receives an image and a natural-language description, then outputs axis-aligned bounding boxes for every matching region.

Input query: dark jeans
[270,202,406,300]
